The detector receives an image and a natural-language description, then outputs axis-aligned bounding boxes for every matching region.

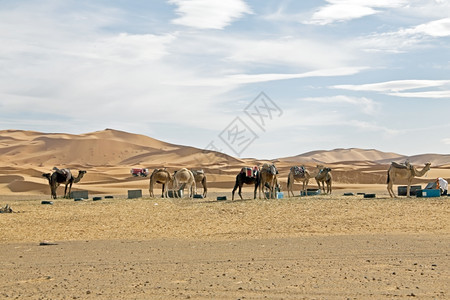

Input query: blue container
[416,189,440,198]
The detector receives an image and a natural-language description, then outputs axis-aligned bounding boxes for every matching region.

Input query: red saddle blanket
[241,167,258,178]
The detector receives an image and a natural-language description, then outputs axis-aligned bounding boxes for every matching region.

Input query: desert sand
[0,129,449,299]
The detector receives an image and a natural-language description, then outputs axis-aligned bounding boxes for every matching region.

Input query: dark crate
[127,190,142,199]
[397,185,422,196]
[69,190,89,199]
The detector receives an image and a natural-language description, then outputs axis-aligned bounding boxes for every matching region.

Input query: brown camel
[315,166,332,194]
[232,167,260,200]
[172,168,196,199]
[387,162,431,198]
[149,168,172,198]
[287,166,310,197]
[259,163,278,199]
[191,169,208,197]
[42,168,87,199]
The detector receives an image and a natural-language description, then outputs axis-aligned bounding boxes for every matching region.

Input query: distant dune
[0,129,448,196]
[279,148,450,166]
[279,148,404,164]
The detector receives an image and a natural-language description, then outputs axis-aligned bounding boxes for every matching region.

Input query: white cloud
[333,80,450,99]
[169,0,252,29]
[355,17,450,53]
[178,67,365,87]
[306,0,407,25]
[401,18,450,37]
[442,138,450,145]
[301,95,379,115]
[388,91,450,98]
[333,80,450,92]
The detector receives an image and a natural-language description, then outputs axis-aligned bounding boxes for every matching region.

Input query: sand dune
[280,148,404,164]
[0,129,449,197]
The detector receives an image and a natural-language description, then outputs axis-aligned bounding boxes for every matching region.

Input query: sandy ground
[1,193,449,299]
[1,129,449,298]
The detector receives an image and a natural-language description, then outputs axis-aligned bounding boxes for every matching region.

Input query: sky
[0,0,449,159]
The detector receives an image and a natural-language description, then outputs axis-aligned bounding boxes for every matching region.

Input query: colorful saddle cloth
[241,167,258,178]
[291,166,305,176]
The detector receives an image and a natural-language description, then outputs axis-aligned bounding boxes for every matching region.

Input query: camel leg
[301,180,305,197]
[161,183,165,198]
[64,182,72,198]
[387,181,395,198]
[232,181,238,200]
[406,183,411,198]
[202,180,207,198]
[238,185,244,200]
[287,176,291,197]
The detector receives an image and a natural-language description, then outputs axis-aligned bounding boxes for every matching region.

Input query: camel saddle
[53,167,72,181]
[268,165,278,175]
[241,167,258,178]
[292,166,305,177]
[391,162,412,170]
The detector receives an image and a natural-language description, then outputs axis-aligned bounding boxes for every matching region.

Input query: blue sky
[0,0,449,158]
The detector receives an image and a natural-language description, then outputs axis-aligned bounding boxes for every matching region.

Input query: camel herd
[42,162,433,200]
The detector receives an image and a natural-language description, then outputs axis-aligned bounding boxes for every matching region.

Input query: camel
[172,168,196,199]
[287,166,310,197]
[259,163,278,199]
[232,167,260,200]
[191,169,208,197]
[387,162,431,198]
[315,166,332,194]
[42,168,87,199]
[149,168,173,198]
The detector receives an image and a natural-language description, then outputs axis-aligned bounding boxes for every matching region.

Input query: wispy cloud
[169,0,252,29]
[388,91,450,98]
[333,80,450,98]
[178,67,365,87]
[346,120,399,135]
[301,95,380,115]
[401,17,450,37]
[333,80,450,92]
[305,0,407,25]
[356,17,450,53]
[442,138,450,145]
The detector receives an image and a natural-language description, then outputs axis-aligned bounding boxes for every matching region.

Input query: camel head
[73,170,87,183]
[42,173,51,182]
[316,167,331,180]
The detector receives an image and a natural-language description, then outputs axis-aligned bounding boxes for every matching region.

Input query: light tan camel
[387,162,431,198]
[173,168,196,199]
[42,168,87,199]
[191,169,207,197]
[315,166,332,194]
[149,168,173,198]
[259,163,278,199]
[287,166,311,197]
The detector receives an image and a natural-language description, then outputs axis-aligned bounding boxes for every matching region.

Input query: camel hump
[391,162,410,169]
